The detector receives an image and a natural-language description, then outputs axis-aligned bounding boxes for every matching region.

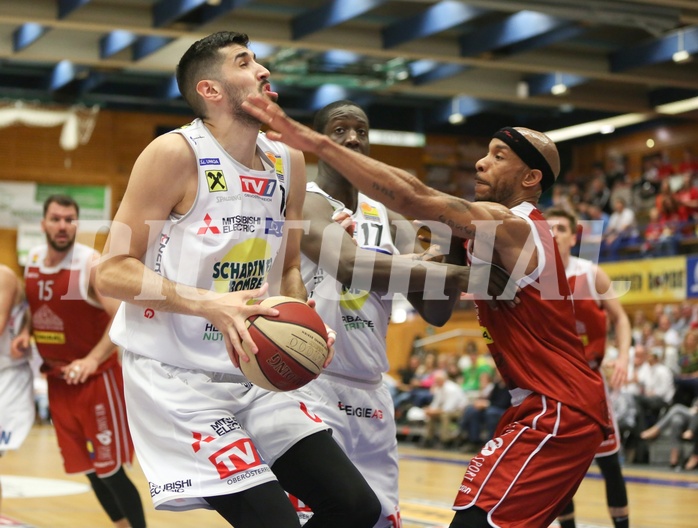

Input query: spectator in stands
[640,397,698,468]
[683,419,698,470]
[585,172,612,215]
[550,184,577,213]
[459,341,494,399]
[610,366,638,443]
[674,173,698,235]
[634,347,676,437]
[581,203,610,247]
[656,180,683,223]
[674,328,698,407]
[616,344,646,462]
[631,310,648,346]
[634,157,661,210]
[421,370,468,448]
[639,321,658,348]
[395,351,438,412]
[652,304,669,331]
[672,302,694,336]
[657,149,676,180]
[456,370,511,451]
[606,156,628,191]
[601,197,638,260]
[642,206,679,257]
[656,313,682,373]
[677,147,698,183]
[393,353,423,419]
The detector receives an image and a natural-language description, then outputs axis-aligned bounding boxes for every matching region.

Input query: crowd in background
[388,299,698,472]
[546,147,698,261]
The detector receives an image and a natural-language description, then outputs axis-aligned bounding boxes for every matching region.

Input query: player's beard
[46,232,75,252]
[227,83,277,128]
[225,85,274,128]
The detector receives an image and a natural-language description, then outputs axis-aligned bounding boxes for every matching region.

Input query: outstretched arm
[304,194,470,291]
[244,95,510,239]
[244,95,538,286]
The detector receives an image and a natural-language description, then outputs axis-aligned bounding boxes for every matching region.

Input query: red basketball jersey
[24,243,118,377]
[567,256,607,367]
[468,203,609,433]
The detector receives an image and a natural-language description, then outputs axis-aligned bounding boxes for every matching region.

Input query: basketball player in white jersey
[293,101,475,527]
[0,264,33,514]
[545,208,631,528]
[96,32,380,528]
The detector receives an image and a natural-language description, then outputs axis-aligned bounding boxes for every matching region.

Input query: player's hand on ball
[304,298,335,369]
[237,297,330,391]
[324,326,336,368]
[204,283,279,368]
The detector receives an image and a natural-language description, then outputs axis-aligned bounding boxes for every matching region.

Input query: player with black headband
[240,96,610,528]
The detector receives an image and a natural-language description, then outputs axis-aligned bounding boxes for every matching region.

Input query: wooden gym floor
[1,424,697,527]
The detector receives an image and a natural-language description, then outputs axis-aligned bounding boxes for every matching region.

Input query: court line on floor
[398,453,698,489]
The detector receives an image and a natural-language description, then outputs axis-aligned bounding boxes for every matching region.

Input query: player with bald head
[242,96,609,528]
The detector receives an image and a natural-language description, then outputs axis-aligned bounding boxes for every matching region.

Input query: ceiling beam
[152,0,208,28]
[196,0,255,25]
[48,60,83,91]
[133,36,175,61]
[525,72,588,96]
[459,11,573,57]
[610,25,698,71]
[13,23,49,52]
[57,0,93,20]
[497,23,585,56]
[292,0,388,40]
[411,63,470,85]
[382,1,488,49]
[434,95,492,125]
[100,30,138,59]
[452,0,680,35]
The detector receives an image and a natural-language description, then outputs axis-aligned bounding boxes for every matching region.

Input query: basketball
[238,296,329,391]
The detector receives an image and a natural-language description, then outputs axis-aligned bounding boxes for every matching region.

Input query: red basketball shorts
[453,393,603,528]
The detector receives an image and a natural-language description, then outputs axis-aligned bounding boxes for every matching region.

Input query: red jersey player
[12,194,145,528]
[241,94,610,528]
[546,208,631,528]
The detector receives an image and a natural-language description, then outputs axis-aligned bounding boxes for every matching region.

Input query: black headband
[493,127,556,192]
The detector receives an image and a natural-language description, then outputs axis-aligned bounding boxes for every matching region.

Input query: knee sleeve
[86,471,124,523]
[272,431,381,528]
[597,454,628,508]
[559,499,575,517]
[204,482,301,528]
[450,506,490,528]
[93,468,147,528]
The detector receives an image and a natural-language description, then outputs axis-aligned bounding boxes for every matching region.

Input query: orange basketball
[238,296,329,391]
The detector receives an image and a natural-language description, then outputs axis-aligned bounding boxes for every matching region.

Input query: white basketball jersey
[0,301,28,371]
[111,119,291,375]
[301,183,396,383]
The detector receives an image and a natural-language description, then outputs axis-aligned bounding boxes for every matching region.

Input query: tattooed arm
[243,94,535,279]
